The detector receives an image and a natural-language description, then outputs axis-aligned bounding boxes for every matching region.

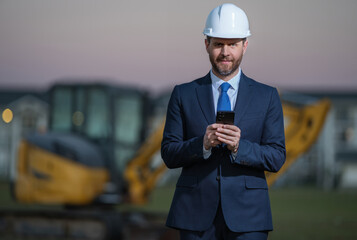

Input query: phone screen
[216,111,235,125]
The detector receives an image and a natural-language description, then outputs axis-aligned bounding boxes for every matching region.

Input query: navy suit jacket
[161,72,286,232]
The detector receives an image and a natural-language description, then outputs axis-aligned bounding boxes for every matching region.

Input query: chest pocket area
[240,112,265,122]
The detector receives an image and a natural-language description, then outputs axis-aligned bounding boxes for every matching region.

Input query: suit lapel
[196,74,216,125]
[234,73,254,126]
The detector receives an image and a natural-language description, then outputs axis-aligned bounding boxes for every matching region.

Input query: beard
[209,54,242,77]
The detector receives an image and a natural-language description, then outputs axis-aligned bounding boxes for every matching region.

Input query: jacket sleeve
[161,86,205,169]
[232,88,286,172]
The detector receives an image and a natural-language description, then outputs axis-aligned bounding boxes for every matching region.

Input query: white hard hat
[203,3,251,39]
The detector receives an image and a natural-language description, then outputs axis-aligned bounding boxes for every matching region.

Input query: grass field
[1,182,357,240]
[124,186,357,240]
[269,188,357,240]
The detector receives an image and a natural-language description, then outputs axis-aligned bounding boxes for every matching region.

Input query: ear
[205,39,210,52]
[242,40,248,55]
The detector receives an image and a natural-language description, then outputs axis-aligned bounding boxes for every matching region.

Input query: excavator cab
[15,83,151,205]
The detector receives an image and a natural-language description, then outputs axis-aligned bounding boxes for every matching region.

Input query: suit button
[216,176,220,181]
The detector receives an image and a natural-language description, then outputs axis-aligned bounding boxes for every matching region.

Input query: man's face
[205,37,248,80]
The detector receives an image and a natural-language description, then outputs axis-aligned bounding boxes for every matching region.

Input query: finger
[217,128,240,138]
[211,140,222,147]
[208,123,224,130]
[208,132,219,141]
[207,136,220,148]
[217,136,235,146]
[222,125,240,132]
[217,128,234,136]
[215,132,236,142]
[216,132,239,147]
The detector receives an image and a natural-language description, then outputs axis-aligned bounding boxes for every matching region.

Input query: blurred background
[0,0,356,239]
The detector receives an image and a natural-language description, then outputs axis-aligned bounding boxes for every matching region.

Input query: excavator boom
[266,99,331,186]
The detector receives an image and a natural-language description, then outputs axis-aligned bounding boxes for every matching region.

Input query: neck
[212,68,240,82]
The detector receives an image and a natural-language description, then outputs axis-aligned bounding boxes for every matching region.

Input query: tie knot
[220,82,230,93]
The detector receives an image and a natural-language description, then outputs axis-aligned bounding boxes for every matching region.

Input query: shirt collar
[210,68,241,91]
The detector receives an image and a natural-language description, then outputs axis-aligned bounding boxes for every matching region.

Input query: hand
[215,124,241,152]
[203,124,223,150]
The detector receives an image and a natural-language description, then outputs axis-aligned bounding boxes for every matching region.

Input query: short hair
[205,36,247,44]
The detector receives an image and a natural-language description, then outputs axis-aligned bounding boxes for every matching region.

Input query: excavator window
[51,87,72,132]
[73,88,85,131]
[114,94,144,173]
[49,84,149,176]
[50,85,111,140]
[85,88,110,139]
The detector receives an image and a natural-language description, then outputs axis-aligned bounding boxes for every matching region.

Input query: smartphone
[216,111,235,125]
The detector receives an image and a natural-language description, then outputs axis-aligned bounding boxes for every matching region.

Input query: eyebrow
[214,40,240,44]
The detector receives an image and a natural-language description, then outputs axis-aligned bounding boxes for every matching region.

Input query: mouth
[218,60,232,65]
[218,58,232,63]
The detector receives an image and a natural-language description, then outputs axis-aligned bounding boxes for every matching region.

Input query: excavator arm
[265,98,331,186]
[124,122,167,204]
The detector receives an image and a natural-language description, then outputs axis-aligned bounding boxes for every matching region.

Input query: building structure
[0,90,48,180]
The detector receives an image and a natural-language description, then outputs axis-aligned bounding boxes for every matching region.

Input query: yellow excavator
[8,83,172,240]
[3,83,330,240]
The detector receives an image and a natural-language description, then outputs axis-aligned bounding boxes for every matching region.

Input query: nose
[220,45,229,56]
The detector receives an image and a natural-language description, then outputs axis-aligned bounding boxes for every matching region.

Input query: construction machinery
[0,82,331,240]
[15,83,155,206]
[3,83,172,240]
[266,97,331,185]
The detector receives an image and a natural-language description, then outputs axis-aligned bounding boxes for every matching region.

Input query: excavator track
[0,209,177,240]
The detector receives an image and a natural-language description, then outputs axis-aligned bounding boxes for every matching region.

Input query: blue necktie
[217,82,231,111]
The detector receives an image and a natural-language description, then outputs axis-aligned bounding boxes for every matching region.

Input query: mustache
[217,57,233,62]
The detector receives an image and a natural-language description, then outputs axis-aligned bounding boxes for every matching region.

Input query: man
[161,3,286,240]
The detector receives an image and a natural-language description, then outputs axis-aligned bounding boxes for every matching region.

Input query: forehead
[210,38,244,44]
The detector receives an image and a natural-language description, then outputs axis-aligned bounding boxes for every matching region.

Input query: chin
[218,69,233,75]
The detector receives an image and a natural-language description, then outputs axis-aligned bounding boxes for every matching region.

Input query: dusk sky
[1,0,357,93]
